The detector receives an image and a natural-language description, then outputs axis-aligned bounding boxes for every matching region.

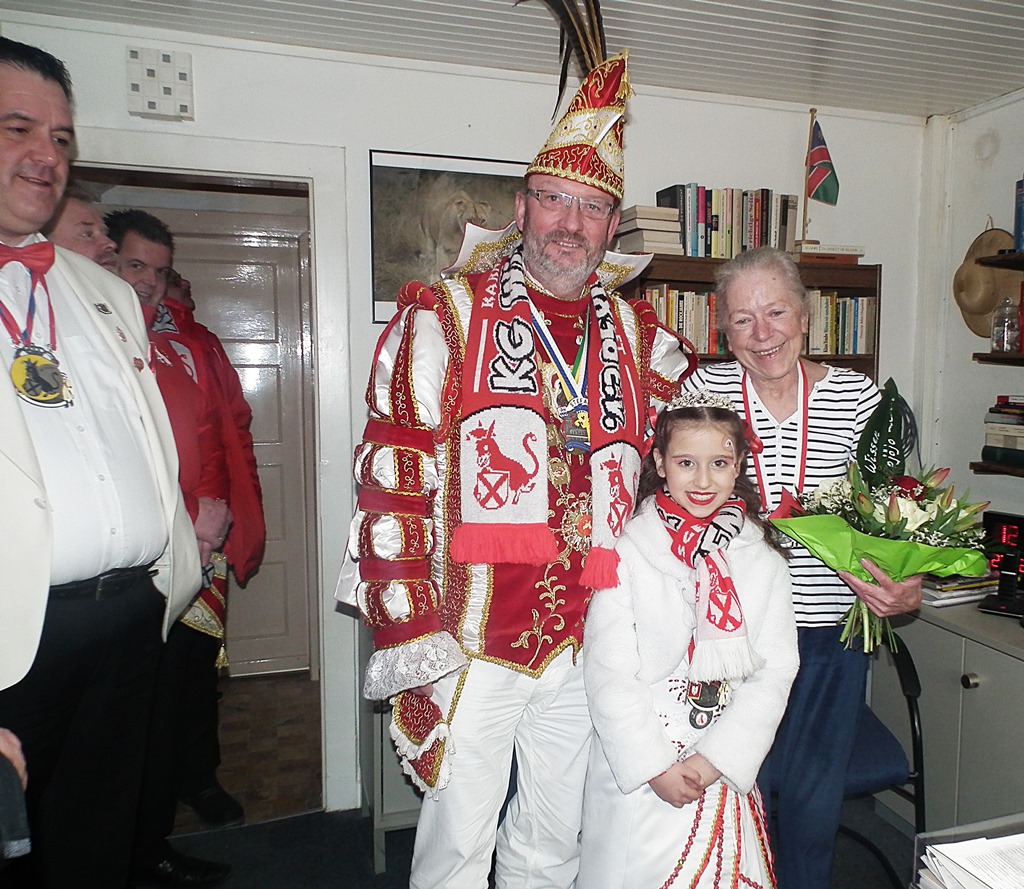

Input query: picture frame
[369,151,527,322]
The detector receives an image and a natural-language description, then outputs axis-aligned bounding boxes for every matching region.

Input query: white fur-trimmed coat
[583,499,799,795]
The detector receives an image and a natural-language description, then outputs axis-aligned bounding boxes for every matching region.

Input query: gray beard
[522,234,603,299]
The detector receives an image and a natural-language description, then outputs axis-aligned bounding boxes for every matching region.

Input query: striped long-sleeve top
[683,360,881,626]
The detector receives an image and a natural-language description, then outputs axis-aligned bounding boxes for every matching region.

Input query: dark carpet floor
[171,796,914,888]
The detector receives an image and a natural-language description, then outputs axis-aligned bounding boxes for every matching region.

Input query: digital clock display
[984,510,1024,573]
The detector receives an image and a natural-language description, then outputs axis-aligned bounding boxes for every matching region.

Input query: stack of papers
[920,832,1024,888]
[921,575,999,608]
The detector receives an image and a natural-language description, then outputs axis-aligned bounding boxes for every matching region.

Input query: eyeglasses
[525,188,616,220]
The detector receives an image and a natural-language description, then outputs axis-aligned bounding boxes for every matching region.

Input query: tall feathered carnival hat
[524,1,630,200]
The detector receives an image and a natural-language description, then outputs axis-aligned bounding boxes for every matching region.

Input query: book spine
[760,188,771,247]
[1016,176,1024,253]
[986,412,1024,425]
[797,243,866,255]
[742,191,752,253]
[861,296,877,354]
[732,189,743,258]
[697,185,707,258]
[707,291,719,354]
[656,185,685,208]
[985,432,1024,450]
[986,422,1024,436]
[686,184,698,256]
[982,445,1024,467]
[752,190,762,247]
[710,188,721,259]
[722,188,732,260]
[784,194,798,253]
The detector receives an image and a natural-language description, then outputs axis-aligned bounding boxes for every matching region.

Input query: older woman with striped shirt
[682,246,922,889]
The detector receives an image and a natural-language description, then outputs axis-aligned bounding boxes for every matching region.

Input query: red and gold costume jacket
[341,226,693,700]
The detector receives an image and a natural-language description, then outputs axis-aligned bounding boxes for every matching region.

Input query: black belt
[49,566,156,601]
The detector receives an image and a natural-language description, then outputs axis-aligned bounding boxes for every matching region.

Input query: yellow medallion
[10,346,71,407]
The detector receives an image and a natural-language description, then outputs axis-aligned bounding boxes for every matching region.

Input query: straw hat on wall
[952,228,1020,337]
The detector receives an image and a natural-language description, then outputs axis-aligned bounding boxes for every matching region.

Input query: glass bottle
[991,297,1020,352]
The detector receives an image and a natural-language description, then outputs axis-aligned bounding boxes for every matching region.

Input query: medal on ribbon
[10,343,72,407]
[0,244,73,408]
[531,302,590,453]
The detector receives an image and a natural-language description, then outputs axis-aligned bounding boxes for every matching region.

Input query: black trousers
[0,578,165,889]
[132,622,221,869]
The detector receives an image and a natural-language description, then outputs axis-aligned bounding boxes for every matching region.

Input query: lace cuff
[362,631,468,700]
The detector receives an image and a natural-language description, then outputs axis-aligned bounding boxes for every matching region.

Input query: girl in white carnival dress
[579,392,799,889]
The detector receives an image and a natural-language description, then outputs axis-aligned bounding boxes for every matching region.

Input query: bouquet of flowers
[772,379,989,652]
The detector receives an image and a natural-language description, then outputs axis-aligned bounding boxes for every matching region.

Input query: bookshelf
[971,351,1024,477]
[976,251,1024,271]
[630,255,881,382]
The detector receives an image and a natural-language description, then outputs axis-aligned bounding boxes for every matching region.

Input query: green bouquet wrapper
[771,514,988,583]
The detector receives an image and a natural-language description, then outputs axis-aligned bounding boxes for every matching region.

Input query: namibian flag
[807,120,839,206]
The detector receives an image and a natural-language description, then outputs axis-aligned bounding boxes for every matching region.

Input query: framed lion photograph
[369,151,527,322]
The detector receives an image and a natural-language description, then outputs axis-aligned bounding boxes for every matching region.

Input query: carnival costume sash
[451,244,645,589]
[655,490,764,682]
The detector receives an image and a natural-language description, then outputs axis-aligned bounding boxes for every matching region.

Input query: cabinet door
[956,639,1024,825]
[872,618,964,830]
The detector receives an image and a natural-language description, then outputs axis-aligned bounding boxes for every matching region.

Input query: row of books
[642,284,726,354]
[981,395,1024,467]
[642,284,876,357]
[807,290,877,356]
[655,184,800,258]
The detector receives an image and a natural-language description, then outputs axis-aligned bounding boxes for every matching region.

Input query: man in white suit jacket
[0,39,200,889]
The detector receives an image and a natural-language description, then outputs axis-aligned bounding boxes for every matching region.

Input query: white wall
[933,91,1024,517]
[3,11,930,811]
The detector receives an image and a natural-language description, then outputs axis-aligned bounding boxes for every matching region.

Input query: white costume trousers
[410,647,591,889]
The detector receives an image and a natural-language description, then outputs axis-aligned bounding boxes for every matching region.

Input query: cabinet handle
[960,673,980,689]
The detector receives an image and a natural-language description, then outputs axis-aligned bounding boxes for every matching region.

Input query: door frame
[74,128,360,812]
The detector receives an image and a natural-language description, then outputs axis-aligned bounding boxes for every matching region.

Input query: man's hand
[193,497,232,550]
[839,558,923,618]
[0,727,27,790]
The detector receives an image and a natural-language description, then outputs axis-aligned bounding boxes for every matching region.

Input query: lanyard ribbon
[0,241,57,350]
[529,301,589,414]
[743,363,809,519]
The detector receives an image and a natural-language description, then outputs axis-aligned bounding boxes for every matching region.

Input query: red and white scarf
[655,490,764,682]
[451,244,645,589]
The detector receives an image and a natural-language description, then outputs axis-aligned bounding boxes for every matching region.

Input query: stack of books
[614,205,684,255]
[655,183,799,258]
[805,289,877,356]
[792,243,865,265]
[981,395,1024,468]
[921,574,998,608]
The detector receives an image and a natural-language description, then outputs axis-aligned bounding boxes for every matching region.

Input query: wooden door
[113,205,318,675]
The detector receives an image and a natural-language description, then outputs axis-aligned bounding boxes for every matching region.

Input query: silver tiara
[666,390,736,412]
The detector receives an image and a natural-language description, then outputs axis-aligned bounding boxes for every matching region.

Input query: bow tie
[0,241,55,276]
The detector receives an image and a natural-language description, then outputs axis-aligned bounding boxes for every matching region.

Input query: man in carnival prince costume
[338,54,694,888]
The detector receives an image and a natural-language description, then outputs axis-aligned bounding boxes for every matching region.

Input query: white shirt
[0,236,167,584]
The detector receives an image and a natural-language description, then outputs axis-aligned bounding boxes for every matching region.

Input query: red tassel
[580,546,620,590]
[450,523,558,566]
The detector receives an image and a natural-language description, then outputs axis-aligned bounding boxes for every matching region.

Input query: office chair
[839,630,925,889]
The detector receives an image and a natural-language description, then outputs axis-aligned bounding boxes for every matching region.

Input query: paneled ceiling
[8,0,1024,118]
